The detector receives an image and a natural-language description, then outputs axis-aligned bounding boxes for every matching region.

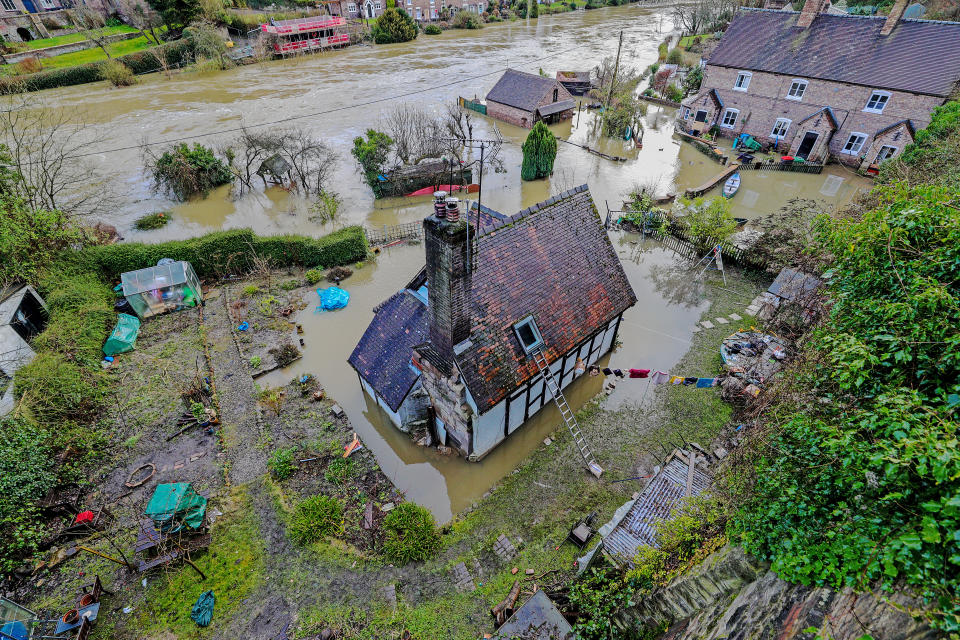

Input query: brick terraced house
[486,69,576,128]
[349,186,636,460]
[677,0,960,169]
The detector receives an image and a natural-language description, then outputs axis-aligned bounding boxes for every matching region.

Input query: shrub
[665,47,682,64]
[664,83,683,103]
[134,211,169,230]
[423,23,442,34]
[324,457,355,485]
[351,129,394,196]
[520,121,557,181]
[289,495,344,544]
[305,268,325,285]
[249,355,262,369]
[372,7,418,43]
[0,191,82,287]
[59,227,368,281]
[382,502,440,564]
[269,342,300,367]
[452,11,483,28]
[268,447,296,480]
[14,56,42,75]
[149,143,233,200]
[101,59,137,87]
[241,284,260,297]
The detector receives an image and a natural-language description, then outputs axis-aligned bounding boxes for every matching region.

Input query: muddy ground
[11,253,769,640]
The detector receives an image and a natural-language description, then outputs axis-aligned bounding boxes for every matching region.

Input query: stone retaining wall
[1,31,140,64]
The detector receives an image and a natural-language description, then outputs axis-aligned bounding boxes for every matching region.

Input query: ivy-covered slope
[729,102,960,633]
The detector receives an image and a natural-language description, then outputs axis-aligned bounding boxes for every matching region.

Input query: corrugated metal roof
[603,454,712,566]
[708,9,960,97]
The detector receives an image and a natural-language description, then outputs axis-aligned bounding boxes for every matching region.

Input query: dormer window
[734,71,751,92]
[864,90,890,114]
[514,316,543,353]
[786,79,808,101]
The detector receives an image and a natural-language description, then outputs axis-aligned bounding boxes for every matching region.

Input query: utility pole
[604,30,624,116]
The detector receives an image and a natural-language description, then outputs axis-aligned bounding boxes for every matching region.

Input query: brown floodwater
[27,4,872,519]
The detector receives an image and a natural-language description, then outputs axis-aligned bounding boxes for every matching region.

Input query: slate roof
[494,590,572,640]
[486,69,563,112]
[604,454,712,566]
[347,290,428,412]
[538,99,576,117]
[708,9,960,97]
[767,267,822,302]
[457,185,636,413]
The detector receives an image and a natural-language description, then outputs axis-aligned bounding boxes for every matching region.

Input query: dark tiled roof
[767,267,822,302]
[468,201,507,229]
[604,455,712,566]
[458,185,637,413]
[347,290,428,412]
[537,99,576,117]
[486,69,562,112]
[875,118,915,138]
[708,9,960,97]
[494,590,572,640]
[798,106,838,128]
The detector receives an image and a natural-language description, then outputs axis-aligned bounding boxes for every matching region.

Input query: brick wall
[487,80,574,129]
[678,64,943,165]
[859,120,914,169]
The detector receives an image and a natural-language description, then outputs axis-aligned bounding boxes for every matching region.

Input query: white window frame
[720,108,739,129]
[864,90,890,114]
[347,2,356,10]
[373,1,382,9]
[786,78,808,101]
[874,144,898,163]
[734,71,751,92]
[40,0,56,7]
[1,0,16,11]
[842,132,868,155]
[770,118,791,138]
[514,316,544,354]
[681,106,690,119]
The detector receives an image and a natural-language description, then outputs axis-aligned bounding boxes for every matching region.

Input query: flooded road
[29,4,871,519]
[31,5,870,239]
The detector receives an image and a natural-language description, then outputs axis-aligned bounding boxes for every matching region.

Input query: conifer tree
[521,121,557,181]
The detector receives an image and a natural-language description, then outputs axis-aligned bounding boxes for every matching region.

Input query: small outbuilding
[494,590,572,640]
[486,69,576,128]
[556,70,592,96]
[0,286,48,416]
[121,261,203,320]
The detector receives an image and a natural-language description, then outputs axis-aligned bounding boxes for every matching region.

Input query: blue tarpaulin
[317,287,349,311]
[190,590,215,627]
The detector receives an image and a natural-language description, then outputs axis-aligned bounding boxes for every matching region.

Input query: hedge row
[0,38,196,94]
[55,227,368,281]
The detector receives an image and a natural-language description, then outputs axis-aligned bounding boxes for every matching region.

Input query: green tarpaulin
[144,483,207,533]
[103,313,141,356]
[190,590,215,627]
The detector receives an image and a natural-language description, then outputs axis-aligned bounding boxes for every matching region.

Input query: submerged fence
[365,221,423,245]
[459,97,487,115]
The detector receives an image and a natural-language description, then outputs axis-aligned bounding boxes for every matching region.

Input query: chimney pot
[434,191,448,219]
[445,197,460,223]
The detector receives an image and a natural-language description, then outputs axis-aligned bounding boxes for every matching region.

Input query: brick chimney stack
[424,193,472,370]
[881,0,908,35]
[796,0,830,28]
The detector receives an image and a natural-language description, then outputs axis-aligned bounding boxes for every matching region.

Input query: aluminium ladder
[531,348,603,478]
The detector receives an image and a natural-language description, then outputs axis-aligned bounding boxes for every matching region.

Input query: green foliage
[382,502,440,564]
[241,284,260,297]
[452,11,483,28]
[310,189,342,223]
[134,211,169,230]
[305,268,325,285]
[324,457,355,485]
[0,38,195,93]
[682,65,703,96]
[665,47,682,64]
[351,129,394,196]
[664,83,684,103]
[677,196,736,244]
[57,227,368,281]
[146,0,202,28]
[249,355,262,369]
[289,494,345,544]
[882,101,960,186]
[371,8,418,44]
[149,142,233,200]
[568,566,638,640]
[520,121,557,181]
[0,419,58,573]
[100,59,136,86]
[268,447,296,480]
[528,0,538,16]
[0,190,81,288]
[729,180,960,632]
[423,23,442,34]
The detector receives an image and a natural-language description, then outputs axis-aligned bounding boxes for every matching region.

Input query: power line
[53,43,585,162]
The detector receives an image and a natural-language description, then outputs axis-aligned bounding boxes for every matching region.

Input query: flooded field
[28,5,870,240]
[26,4,871,520]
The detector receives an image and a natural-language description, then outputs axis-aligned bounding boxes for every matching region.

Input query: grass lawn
[679,32,715,47]
[22,24,138,50]
[38,34,160,70]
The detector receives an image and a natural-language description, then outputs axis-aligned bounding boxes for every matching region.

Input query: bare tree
[672,0,740,35]
[116,0,164,45]
[226,126,339,196]
[0,95,114,218]
[69,8,114,58]
[382,104,445,166]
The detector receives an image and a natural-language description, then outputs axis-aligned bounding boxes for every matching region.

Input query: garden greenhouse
[120,261,203,320]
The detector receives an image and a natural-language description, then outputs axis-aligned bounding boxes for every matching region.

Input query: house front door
[365,2,373,17]
[796,131,819,159]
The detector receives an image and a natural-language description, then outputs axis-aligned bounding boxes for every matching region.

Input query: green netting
[144,483,207,533]
[103,313,141,356]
